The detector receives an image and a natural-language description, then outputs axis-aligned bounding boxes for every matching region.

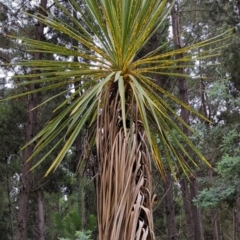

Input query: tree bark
[17,1,47,239]
[6,169,14,240]
[38,190,45,240]
[171,4,193,239]
[97,86,155,240]
[208,168,219,240]
[17,81,37,240]
[211,209,219,240]
[235,194,240,240]
[171,3,204,239]
[190,173,204,240]
[164,170,178,240]
[233,208,236,240]
[180,179,194,240]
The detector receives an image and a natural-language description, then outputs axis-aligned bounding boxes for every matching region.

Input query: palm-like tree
[9,0,231,239]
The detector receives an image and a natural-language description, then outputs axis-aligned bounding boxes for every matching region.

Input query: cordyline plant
[6,0,232,239]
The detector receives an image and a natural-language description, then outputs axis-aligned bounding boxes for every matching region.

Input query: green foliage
[0,183,11,240]
[217,155,240,179]
[54,183,97,239]
[86,214,96,231]
[0,94,26,238]
[194,185,235,208]
[59,230,92,240]
[55,211,96,236]
[206,78,230,101]
[55,210,81,236]
[217,126,240,179]
[0,100,26,157]
[220,127,240,153]
[196,125,240,209]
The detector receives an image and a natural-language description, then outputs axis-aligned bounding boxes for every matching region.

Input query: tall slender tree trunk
[235,194,240,240]
[17,1,47,239]
[38,190,45,240]
[171,3,204,240]
[180,179,194,240]
[71,8,89,229]
[6,169,14,240]
[208,169,219,240]
[171,4,193,239]
[208,156,219,240]
[164,170,178,240]
[190,173,204,240]
[211,209,219,240]
[233,208,236,240]
[140,28,178,240]
[147,27,179,240]
[17,76,37,240]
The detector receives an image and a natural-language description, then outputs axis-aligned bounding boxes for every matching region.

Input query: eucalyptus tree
[6,0,232,239]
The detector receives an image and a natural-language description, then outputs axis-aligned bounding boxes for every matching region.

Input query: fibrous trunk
[97,84,155,240]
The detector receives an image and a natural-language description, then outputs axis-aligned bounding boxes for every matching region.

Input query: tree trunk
[209,169,219,240]
[17,84,37,240]
[38,190,45,240]
[190,173,204,240]
[233,208,236,240]
[171,4,193,239]
[6,169,14,240]
[180,179,194,240]
[97,85,155,240]
[17,1,47,239]
[171,3,204,240]
[164,170,178,240]
[211,209,219,240]
[236,194,240,240]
